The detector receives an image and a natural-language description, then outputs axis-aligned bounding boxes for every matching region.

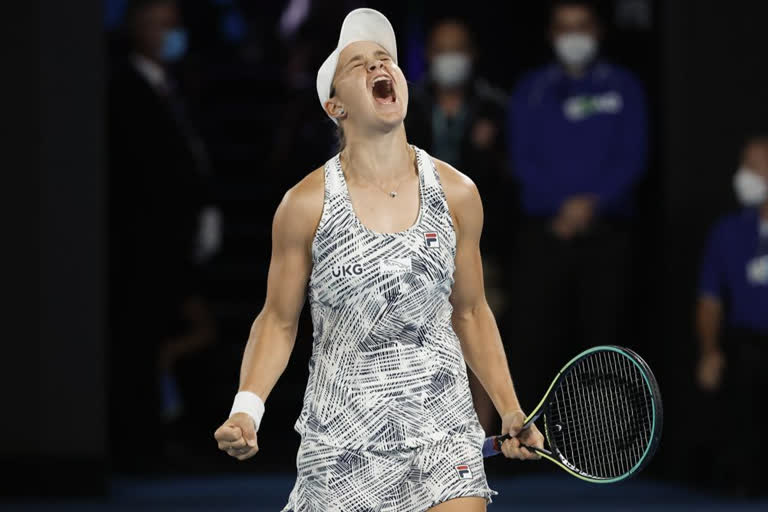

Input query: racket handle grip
[481,434,510,457]
[483,434,545,458]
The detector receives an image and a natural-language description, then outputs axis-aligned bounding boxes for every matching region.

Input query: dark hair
[549,0,603,23]
[126,0,176,23]
[744,133,768,150]
[329,85,346,152]
[427,17,475,50]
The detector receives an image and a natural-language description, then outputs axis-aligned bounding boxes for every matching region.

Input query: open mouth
[372,76,396,105]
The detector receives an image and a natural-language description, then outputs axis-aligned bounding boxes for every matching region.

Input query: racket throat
[521,444,552,457]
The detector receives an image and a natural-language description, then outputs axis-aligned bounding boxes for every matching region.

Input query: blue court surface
[6,474,767,511]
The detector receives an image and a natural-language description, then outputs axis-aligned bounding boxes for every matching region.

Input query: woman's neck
[341,124,414,183]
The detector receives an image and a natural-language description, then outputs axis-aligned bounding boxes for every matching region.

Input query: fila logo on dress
[424,232,439,248]
[455,463,472,479]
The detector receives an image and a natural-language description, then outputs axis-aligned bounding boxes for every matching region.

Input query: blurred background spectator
[695,135,768,496]
[404,17,508,434]
[107,0,220,469]
[506,0,647,415]
[405,18,507,198]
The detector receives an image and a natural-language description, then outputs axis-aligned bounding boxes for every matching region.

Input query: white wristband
[229,391,265,432]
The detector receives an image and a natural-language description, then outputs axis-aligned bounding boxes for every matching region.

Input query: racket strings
[582,353,649,475]
[574,353,650,476]
[547,350,654,478]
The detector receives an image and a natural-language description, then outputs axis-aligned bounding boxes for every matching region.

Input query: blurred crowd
[105,0,766,497]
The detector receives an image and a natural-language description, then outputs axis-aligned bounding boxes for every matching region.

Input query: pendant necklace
[341,148,416,198]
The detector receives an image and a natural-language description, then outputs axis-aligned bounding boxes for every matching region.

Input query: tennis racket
[483,345,663,483]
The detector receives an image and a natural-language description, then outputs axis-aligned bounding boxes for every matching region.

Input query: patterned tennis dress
[283,147,496,511]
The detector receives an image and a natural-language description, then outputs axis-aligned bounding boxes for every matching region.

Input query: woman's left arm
[438,160,543,459]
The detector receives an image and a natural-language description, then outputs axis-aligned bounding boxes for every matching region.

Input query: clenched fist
[214,412,259,461]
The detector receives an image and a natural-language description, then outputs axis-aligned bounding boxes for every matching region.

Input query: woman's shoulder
[289,165,326,200]
[429,156,481,207]
[274,166,326,240]
[427,156,483,235]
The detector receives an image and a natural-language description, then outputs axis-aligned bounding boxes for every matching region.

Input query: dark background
[6,0,768,505]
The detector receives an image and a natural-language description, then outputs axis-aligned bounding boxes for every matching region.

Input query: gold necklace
[365,174,411,198]
[341,147,417,199]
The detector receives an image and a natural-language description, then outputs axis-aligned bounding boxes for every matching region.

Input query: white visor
[316,8,398,124]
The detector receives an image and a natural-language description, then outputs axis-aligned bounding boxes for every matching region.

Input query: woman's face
[330,41,408,130]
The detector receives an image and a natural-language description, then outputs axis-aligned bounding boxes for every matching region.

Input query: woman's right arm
[214,170,323,460]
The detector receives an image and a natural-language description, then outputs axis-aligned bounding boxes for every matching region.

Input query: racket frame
[489,345,663,483]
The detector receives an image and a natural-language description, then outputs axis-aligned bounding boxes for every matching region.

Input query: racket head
[540,345,663,483]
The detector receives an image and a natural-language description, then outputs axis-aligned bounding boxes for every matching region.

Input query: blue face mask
[161,28,188,62]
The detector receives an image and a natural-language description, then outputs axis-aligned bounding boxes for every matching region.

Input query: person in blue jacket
[506,0,647,408]
[696,135,768,496]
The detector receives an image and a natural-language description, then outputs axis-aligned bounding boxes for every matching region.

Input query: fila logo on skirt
[455,463,472,479]
[424,232,439,248]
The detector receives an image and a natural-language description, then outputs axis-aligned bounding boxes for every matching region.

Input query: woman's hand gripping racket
[483,346,663,483]
[496,410,544,460]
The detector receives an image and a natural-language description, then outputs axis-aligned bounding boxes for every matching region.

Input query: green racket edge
[486,345,663,484]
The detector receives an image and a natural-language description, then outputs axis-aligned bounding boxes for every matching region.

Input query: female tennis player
[214,8,544,511]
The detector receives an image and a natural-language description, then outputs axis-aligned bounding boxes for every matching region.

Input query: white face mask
[431,52,472,88]
[733,167,768,206]
[554,33,598,69]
